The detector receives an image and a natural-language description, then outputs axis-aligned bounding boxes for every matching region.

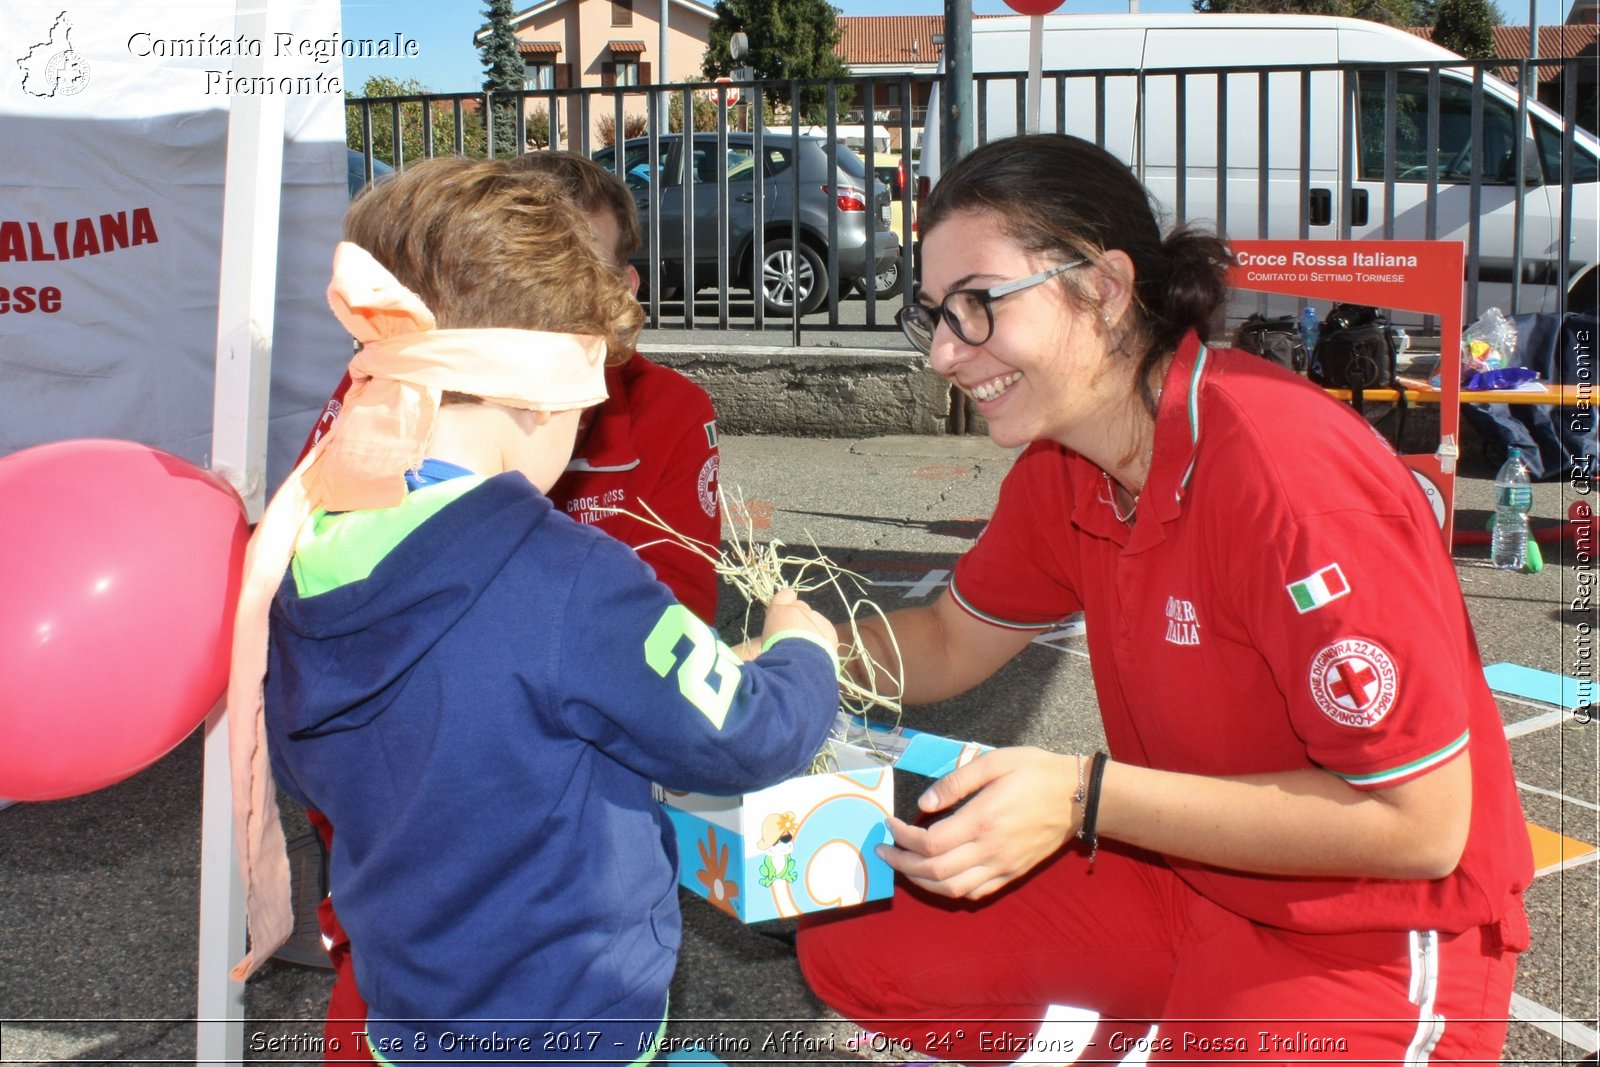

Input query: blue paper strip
[896,732,992,778]
[1483,662,1585,709]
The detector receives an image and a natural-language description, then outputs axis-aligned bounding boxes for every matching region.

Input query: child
[303,149,727,1063]
[226,156,842,1063]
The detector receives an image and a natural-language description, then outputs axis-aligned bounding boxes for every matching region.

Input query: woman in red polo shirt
[797,134,1532,1064]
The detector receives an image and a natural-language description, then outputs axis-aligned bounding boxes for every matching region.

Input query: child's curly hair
[342,156,642,360]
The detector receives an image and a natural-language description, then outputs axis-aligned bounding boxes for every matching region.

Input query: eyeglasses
[895,260,1085,355]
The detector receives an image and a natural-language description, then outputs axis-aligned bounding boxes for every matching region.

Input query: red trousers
[305,811,372,1064]
[798,842,1522,1065]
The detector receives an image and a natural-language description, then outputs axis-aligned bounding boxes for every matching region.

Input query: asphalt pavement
[1,426,1595,1066]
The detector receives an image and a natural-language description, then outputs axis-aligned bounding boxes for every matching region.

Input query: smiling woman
[797,133,1535,1066]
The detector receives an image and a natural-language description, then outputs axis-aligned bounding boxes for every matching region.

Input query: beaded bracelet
[1076,751,1109,865]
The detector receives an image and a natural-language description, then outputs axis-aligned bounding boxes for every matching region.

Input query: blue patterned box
[658,720,990,923]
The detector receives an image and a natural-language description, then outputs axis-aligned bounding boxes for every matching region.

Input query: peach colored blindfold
[225,242,608,979]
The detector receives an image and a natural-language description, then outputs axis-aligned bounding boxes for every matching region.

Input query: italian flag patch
[1287,563,1350,613]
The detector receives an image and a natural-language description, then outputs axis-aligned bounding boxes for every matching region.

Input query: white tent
[2,2,349,1061]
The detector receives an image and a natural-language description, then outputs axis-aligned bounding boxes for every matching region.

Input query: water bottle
[1491,448,1533,571]
[1299,306,1321,353]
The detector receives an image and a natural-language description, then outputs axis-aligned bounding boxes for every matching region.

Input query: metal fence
[347,58,1597,342]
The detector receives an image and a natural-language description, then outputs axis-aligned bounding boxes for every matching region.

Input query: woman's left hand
[875,746,1079,900]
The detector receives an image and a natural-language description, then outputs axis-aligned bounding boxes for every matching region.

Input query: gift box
[658,718,990,923]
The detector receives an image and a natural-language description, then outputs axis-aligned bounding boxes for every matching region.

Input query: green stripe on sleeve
[1336,730,1470,788]
[949,580,1065,632]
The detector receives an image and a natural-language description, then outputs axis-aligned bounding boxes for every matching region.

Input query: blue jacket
[265,472,838,1063]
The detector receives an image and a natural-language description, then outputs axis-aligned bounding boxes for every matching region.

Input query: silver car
[594,132,901,315]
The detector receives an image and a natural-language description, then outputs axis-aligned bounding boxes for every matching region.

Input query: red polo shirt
[548,355,719,622]
[950,331,1531,941]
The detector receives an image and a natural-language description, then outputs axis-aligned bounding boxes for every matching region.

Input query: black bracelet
[1076,751,1109,865]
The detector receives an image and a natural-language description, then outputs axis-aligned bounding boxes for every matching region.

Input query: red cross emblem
[1328,658,1380,710]
[1309,639,1397,727]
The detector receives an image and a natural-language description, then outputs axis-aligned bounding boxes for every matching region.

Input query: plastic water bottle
[1491,448,1533,571]
[1300,306,1320,352]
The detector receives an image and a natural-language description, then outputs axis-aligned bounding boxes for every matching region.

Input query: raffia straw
[596,486,904,774]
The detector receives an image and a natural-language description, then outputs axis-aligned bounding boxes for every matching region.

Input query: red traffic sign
[714,76,740,106]
[1003,0,1066,11]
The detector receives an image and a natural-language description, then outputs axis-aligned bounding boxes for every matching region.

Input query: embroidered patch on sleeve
[697,455,719,518]
[703,420,718,448]
[1308,637,1397,728]
[1286,563,1350,614]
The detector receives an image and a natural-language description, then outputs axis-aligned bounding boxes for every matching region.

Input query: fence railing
[347,59,1597,343]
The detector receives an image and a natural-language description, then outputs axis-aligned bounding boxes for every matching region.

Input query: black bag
[1312,304,1399,392]
[1234,314,1309,374]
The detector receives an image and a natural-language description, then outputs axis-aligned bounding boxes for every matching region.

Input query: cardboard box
[659,718,990,923]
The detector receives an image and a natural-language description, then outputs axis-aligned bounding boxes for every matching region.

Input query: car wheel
[855,257,904,299]
[760,239,828,316]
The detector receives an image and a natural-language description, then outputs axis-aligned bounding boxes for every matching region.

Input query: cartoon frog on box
[756,811,799,887]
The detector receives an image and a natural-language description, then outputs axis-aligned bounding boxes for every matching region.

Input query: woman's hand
[875,746,1079,900]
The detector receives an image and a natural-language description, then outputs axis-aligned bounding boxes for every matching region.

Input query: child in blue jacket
[231,156,841,1064]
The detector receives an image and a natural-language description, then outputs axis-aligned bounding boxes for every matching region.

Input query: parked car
[593,133,901,315]
[346,149,394,199]
[863,151,914,297]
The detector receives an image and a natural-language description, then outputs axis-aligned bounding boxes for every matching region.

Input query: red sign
[1229,239,1466,547]
[1003,0,1066,12]
[714,77,739,106]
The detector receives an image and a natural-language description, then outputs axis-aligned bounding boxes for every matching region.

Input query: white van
[801,123,894,158]
[920,14,1600,315]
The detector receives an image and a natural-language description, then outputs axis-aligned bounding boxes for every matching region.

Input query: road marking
[869,569,950,598]
[1504,706,1585,738]
[1526,821,1599,876]
[1510,993,1600,1053]
[910,464,971,479]
[1517,780,1600,813]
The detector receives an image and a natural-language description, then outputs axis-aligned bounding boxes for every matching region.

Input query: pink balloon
[1003,0,1066,12]
[0,440,247,801]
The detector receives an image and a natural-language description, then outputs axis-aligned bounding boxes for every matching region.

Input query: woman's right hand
[759,588,836,650]
[875,746,1080,900]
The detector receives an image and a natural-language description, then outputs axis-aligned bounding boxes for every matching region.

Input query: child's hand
[760,588,835,649]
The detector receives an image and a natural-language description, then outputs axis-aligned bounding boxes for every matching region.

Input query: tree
[346,76,487,165]
[702,0,854,124]
[1191,0,1415,27]
[1432,0,1501,58]
[595,111,650,146]
[479,0,524,156]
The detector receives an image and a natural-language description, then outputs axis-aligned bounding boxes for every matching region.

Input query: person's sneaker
[270,831,335,970]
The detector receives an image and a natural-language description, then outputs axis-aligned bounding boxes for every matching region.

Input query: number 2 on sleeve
[644,605,744,728]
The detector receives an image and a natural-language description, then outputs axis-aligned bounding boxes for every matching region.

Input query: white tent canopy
[2,3,348,1061]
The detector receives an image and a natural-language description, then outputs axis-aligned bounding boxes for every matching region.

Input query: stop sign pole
[1003,0,1066,134]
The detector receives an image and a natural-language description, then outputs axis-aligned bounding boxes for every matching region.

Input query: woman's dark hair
[922,134,1233,414]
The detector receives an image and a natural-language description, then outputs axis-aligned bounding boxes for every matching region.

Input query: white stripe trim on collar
[564,458,640,473]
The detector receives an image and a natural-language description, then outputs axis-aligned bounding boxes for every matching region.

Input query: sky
[338,0,1572,95]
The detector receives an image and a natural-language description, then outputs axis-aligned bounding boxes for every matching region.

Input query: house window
[615,58,640,87]
[613,0,633,26]
[523,61,554,91]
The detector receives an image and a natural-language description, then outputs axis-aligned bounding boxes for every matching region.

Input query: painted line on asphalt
[1517,780,1600,813]
[1510,993,1600,1054]
[1527,821,1600,876]
[1504,706,1586,738]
